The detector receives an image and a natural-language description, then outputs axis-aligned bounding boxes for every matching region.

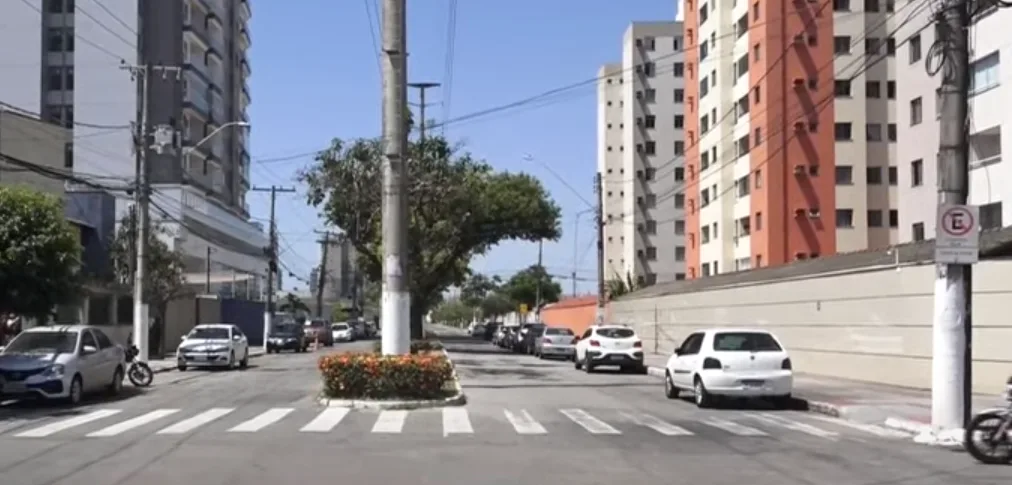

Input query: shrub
[370,339,444,354]
[318,352,455,400]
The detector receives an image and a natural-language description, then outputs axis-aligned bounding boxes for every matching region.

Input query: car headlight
[42,364,65,378]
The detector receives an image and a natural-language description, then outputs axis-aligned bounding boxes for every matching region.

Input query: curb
[149,350,267,374]
[884,417,932,435]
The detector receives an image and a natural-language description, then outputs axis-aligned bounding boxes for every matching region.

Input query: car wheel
[66,374,83,405]
[228,351,236,370]
[664,372,680,399]
[177,363,187,371]
[240,350,249,369]
[694,377,713,408]
[584,357,595,374]
[108,366,124,396]
[771,394,792,409]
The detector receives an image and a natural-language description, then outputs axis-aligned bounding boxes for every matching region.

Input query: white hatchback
[663,329,793,408]
[573,325,647,373]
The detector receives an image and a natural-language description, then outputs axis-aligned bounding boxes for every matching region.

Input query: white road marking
[157,408,236,435]
[442,407,473,435]
[300,407,351,432]
[701,417,769,436]
[747,413,839,439]
[503,409,547,435]
[807,414,912,438]
[622,412,694,436]
[15,409,122,438]
[227,408,294,432]
[560,409,621,435]
[371,410,408,433]
[87,409,180,437]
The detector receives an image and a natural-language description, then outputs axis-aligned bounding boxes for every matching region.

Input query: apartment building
[895,5,1007,241]
[682,0,900,278]
[597,21,687,286]
[309,235,359,303]
[0,0,266,296]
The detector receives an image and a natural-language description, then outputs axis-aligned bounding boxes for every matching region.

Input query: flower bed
[370,339,444,354]
[318,351,455,400]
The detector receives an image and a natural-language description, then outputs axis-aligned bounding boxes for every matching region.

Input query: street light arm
[188,121,250,151]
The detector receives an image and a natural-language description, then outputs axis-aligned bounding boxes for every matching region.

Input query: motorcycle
[124,345,154,387]
[964,376,1012,464]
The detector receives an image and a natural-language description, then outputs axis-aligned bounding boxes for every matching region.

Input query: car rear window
[545,328,574,336]
[595,327,635,339]
[307,320,326,328]
[712,332,782,352]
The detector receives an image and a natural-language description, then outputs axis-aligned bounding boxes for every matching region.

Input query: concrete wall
[610,259,1012,394]
[540,297,600,336]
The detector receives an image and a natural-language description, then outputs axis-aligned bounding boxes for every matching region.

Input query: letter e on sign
[935,204,979,264]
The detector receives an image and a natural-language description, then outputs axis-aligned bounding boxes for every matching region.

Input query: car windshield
[596,327,635,339]
[188,327,230,340]
[307,320,326,328]
[332,324,349,330]
[272,325,299,336]
[545,328,574,336]
[3,331,78,354]
[712,332,783,352]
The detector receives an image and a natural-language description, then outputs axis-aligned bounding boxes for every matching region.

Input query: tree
[605,272,641,300]
[460,273,500,308]
[479,292,514,320]
[300,136,561,339]
[110,205,188,349]
[279,293,311,314]
[331,306,348,322]
[0,187,82,323]
[501,265,562,311]
[430,298,473,327]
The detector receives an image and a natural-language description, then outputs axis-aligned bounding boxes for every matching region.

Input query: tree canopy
[500,264,562,311]
[0,187,82,320]
[280,293,311,314]
[300,136,561,338]
[429,298,473,327]
[459,273,501,308]
[109,206,188,317]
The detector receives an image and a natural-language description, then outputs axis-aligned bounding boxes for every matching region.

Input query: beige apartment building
[597,21,687,286]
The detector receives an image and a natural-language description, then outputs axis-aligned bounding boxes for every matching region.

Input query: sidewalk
[147,348,267,373]
[642,352,1007,436]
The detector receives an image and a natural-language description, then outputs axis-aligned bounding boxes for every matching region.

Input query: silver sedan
[534,327,577,360]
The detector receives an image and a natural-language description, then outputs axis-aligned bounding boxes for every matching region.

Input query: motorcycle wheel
[128,362,154,387]
[964,411,1012,465]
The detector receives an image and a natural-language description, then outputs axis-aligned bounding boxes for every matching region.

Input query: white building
[895,4,1006,240]
[597,21,687,286]
[0,0,268,296]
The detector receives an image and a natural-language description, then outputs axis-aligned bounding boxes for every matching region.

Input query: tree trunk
[409,300,425,340]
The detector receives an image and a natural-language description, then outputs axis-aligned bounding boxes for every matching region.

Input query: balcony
[239,26,251,51]
[239,0,252,21]
[242,81,251,103]
[240,56,251,78]
[969,126,1001,169]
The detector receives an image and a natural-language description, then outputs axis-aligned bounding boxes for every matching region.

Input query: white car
[662,328,793,408]
[176,324,250,371]
[331,323,354,342]
[573,325,647,373]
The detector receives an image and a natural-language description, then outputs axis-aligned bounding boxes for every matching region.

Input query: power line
[441,0,459,133]
[16,0,129,63]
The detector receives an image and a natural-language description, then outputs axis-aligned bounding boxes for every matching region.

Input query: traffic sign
[518,303,528,314]
[935,204,979,264]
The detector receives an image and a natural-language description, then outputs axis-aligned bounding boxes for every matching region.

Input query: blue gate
[220,298,267,346]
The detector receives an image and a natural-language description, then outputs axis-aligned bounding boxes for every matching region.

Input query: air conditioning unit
[794,208,806,218]
[794,121,807,132]
[793,78,805,88]
[794,164,807,175]
[793,34,805,45]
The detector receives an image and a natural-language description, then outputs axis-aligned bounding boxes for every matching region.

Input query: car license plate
[742,379,765,388]
[194,355,206,361]
[609,355,623,360]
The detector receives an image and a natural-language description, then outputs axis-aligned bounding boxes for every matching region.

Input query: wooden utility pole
[252,185,296,350]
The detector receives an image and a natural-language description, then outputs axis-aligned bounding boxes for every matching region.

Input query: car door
[90,328,119,379]
[77,330,103,391]
[670,332,704,389]
[232,326,248,357]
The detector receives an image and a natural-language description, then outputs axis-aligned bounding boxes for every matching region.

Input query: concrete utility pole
[594,173,606,323]
[930,0,973,434]
[122,62,180,362]
[205,246,215,293]
[252,185,296,351]
[408,82,440,143]
[535,239,544,321]
[380,0,411,355]
[314,230,339,319]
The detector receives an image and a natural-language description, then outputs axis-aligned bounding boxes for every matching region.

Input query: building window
[888,166,898,185]
[868,210,883,227]
[643,115,656,129]
[645,247,658,260]
[887,123,897,142]
[645,220,657,234]
[866,166,882,184]
[889,209,899,227]
[63,142,73,168]
[834,79,852,96]
[835,166,854,185]
[755,211,763,230]
[865,0,880,12]
[674,89,684,103]
[887,81,896,99]
[834,122,852,140]
[675,246,685,261]
[675,220,685,235]
[675,193,685,208]
[674,167,684,181]
[909,35,922,63]
[979,202,1002,229]
[47,0,68,13]
[834,0,851,10]
[912,222,925,241]
[910,159,923,186]
[970,51,1000,95]
[674,141,684,155]
[866,123,882,141]
[673,62,684,77]
[910,97,923,125]
[674,115,684,128]
[836,209,854,228]
[48,67,64,90]
[834,36,852,55]
[47,28,65,52]
[866,81,881,98]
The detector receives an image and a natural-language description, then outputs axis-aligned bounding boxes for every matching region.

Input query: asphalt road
[0,332,1009,484]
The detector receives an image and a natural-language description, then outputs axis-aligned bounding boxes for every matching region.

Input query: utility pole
[594,173,606,323]
[314,230,338,318]
[381,0,411,355]
[122,62,180,362]
[205,246,215,293]
[252,185,296,351]
[408,82,440,143]
[930,0,973,434]
[535,239,544,321]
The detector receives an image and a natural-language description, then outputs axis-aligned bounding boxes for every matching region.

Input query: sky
[246,0,679,297]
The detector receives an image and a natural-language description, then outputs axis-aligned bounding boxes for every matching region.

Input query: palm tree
[605,272,641,300]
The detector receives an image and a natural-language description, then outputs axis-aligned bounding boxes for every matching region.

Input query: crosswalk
[0,405,913,441]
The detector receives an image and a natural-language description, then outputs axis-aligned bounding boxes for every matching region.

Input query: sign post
[934,204,979,264]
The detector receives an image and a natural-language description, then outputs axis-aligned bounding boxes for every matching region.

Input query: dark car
[515,323,546,354]
[483,322,501,341]
[266,324,309,353]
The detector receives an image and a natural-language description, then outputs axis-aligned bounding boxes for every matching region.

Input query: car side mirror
[233,335,241,340]
[672,349,681,356]
[81,345,98,355]
[180,335,187,341]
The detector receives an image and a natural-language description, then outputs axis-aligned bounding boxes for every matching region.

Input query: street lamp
[184,121,250,153]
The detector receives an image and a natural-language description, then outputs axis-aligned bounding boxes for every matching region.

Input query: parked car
[662,328,793,408]
[176,324,250,371]
[483,322,501,341]
[513,323,546,353]
[304,319,334,346]
[331,323,354,342]
[534,327,576,360]
[492,326,509,347]
[0,325,126,405]
[573,325,646,374]
[266,323,309,353]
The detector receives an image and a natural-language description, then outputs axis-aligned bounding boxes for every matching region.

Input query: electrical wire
[441,0,459,133]
[16,0,129,63]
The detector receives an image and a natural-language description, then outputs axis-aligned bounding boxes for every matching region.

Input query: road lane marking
[371,410,407,433]
[806,414,911,438]
[157,408,235,435]
[301,407,350,432]
[560,409,621,434]
[442,408,473,435]
[504,409,547,435]
[622,412,694,436]
[746,413,839,439]
[700,417,768,436]
[87,409,180,437]
[228,408,294,432]
[15,409,122,438]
